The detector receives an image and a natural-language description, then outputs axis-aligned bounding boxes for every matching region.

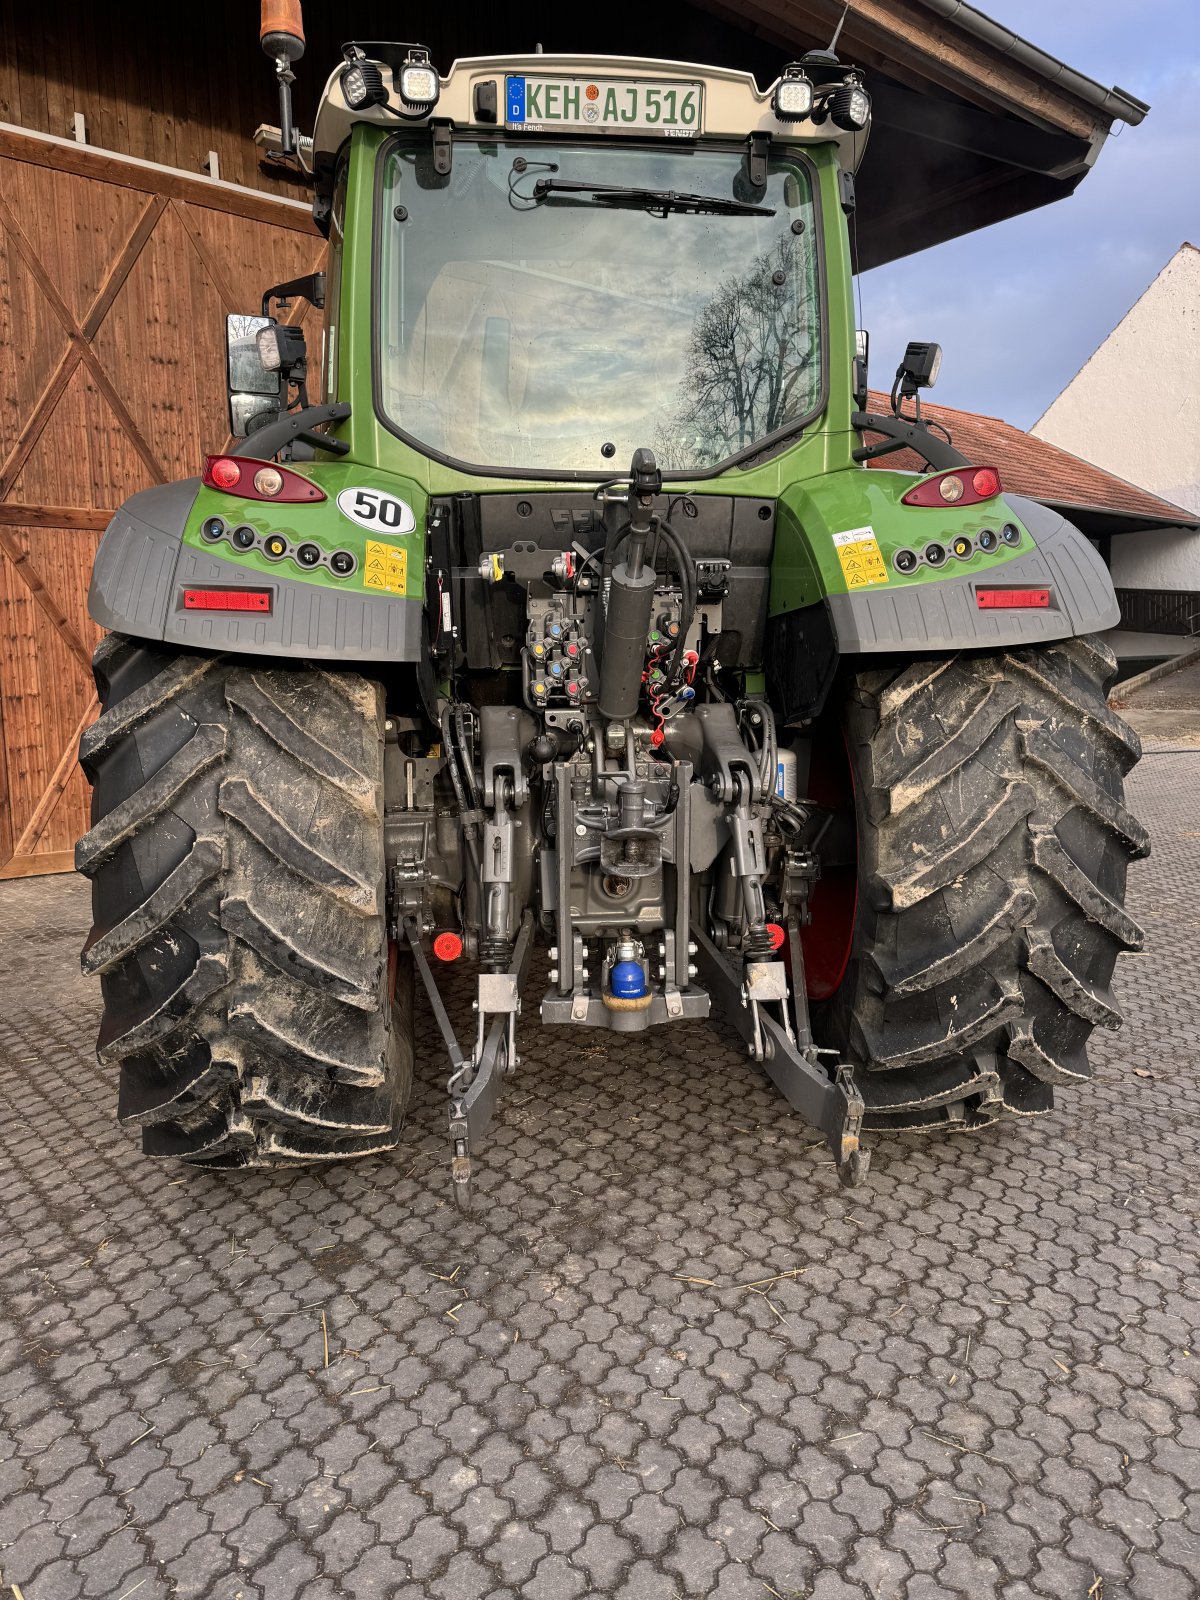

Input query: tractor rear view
[76,5,1146,1199]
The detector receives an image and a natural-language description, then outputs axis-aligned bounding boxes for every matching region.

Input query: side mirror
[226,313,282,437]
[853,329,869,411]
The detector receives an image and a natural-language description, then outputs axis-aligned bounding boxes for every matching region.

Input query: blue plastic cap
[611,959,648,999]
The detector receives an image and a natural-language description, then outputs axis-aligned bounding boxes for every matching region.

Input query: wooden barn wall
[0,2,790,876]
[0,133,324,877]
[0,1,788,198]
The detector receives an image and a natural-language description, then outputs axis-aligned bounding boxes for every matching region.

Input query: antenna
[828,2,850,55]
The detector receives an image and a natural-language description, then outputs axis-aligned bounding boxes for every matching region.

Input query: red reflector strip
[183,588,271,612]
[976,588,1051,609]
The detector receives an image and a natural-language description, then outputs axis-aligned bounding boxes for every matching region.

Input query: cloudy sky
[859,0,1200,429]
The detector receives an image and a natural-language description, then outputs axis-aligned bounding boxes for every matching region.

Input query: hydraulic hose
[653,517,697,680]
[440,704,483,886]
[742,698,776,796]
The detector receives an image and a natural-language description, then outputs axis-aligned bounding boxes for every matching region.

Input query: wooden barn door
[0,127,325,878]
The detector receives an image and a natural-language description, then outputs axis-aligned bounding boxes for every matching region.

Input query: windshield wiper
[528,177,774,217]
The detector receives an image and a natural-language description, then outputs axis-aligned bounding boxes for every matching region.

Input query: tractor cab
[301,48,871,478]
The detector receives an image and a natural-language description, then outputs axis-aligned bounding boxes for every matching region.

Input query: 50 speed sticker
[337,486,416,534]
[833,526,889,588]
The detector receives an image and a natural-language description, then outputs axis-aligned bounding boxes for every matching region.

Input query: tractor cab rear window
[376,138,823,475]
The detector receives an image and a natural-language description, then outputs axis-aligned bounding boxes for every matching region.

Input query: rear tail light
[976,588,1051,609]
[202,455,325,503]
[183,588,272,612]
[432,931,464,961]
[902,466,1003,508]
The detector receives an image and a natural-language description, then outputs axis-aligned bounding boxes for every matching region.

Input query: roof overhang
[688,0,1149,267]
[304,2,1148,269]
[1044,502,1200,538]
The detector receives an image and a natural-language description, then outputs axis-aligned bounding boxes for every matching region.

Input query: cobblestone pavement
[2,754,1198,1600]
[1117,655,1200,745]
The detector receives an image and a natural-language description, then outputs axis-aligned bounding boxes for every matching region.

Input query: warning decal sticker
[832,526,889,588]
[363,540,408,595]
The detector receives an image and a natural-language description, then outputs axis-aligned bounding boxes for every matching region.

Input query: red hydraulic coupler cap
[432,931,464,962]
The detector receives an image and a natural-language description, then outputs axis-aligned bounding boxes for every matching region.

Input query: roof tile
[863,391,1197,525]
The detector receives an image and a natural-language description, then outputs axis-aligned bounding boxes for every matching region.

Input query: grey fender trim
[88,480,202,639]
[825,496,1118,653]
[88,479,422,662]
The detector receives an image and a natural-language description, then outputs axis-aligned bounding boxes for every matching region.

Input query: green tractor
[76,20,1147,1196]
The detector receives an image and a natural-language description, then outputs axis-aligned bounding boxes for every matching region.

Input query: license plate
[505,75,703,136]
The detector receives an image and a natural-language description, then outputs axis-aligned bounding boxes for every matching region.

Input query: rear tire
[76,634,412,1167]
[823,636,1147,1131]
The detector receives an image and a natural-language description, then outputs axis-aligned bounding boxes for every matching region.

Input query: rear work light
[183,588,272,612]
[399,48,440,108]
[902,466,1003,508]
[202,455,325,503]
[976,588,1051,609]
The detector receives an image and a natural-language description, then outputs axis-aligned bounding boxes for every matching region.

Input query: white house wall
[1109,525,1200,591]
[1033,246,1200,550]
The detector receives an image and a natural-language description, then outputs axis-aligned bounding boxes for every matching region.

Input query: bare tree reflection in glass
[660,235,820,470]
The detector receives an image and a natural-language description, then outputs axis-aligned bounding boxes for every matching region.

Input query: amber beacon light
[261,1,305,156]
[261,0,305,59]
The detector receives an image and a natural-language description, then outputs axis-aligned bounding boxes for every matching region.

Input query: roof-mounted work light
[829,72,871,131]
[797,48,873,134]
[399,46,440,109]
[341,58,388,109]
[772,64,815,122]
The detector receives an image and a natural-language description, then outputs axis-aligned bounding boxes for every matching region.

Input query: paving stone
[0,752,1197,1598]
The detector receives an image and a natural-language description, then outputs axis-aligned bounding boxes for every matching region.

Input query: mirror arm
[851,410,968,471]
[231,401,352,460]
[260,271,326,318]
[286,356,310,412]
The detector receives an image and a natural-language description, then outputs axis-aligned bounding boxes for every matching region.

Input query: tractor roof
[312,52,869,173]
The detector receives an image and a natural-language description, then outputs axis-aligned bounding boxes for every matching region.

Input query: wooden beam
[0,339,84,498]
[691,0,1099,139]
[853,0,1101,137]
[78,343,168,485]
[0,526,93,670]
[0,121,319,233]
[0,504,113,530]
[0,189,81,332]
[9,693,98,859]
[80,191,169,340]
[170,197,242,314]
[0,848,77,880]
